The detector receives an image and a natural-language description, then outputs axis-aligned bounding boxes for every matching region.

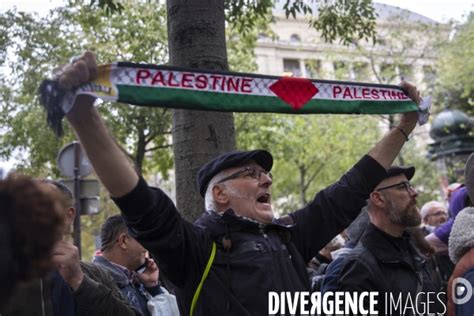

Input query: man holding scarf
[56,51,421,315]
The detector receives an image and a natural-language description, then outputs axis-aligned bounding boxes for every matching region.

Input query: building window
[290,34,301,43]
[334,61,350,80]
[352,62,370,81]
[258,32,269,40]
[380,63,397,83]
[283,59,301,77]
[305,59,321,78]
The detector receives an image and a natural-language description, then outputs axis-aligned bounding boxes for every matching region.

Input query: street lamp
[427,109,474,196]
[57,142,100,258]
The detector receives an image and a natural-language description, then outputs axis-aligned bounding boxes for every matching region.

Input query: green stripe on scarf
[118,85,417,114]
[38,62,418,136]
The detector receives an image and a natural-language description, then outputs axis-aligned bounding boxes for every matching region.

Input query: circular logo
[452,277,473,305]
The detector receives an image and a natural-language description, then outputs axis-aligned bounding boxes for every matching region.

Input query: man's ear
[212,184,229,206]
[369,191,385,208]
[66,206,75,221]
[64,206,76,233]
[117,233,128,249]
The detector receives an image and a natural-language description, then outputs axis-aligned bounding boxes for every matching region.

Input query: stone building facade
[255,1,449,92]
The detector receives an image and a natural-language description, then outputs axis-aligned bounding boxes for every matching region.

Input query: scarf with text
[39,62,420,136]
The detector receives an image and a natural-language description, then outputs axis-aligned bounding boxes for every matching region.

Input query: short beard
[387,199,421,227]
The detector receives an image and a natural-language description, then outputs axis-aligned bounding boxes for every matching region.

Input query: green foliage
[236,113,381,213]
[311,0,377,45]
[435,13,474,115]
[89,0,124,15]
[333,61,351,80]
[94,0,376,45]
[224,0,275,35]
[0,9,79,176]
[226,11,274,73]
[0,2,172,257]
[347,13,446,203]
[229,0,376,45]
[397,138,445,205]
[227,0,377,44]
[354,12,444,85]
[0,2,172,176]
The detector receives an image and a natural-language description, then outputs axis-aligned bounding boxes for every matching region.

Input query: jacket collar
[92,255,130,287]
[194,209,293,238]
[361,223,426,266]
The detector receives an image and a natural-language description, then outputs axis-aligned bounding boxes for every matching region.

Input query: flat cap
[385,165,415,181]
[196,150,273,197]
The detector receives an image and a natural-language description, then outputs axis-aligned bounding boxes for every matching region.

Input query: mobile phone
[135,257,149,273]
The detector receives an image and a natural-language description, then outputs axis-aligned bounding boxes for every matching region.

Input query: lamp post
[427,109,474,198]
[57,141,100,258]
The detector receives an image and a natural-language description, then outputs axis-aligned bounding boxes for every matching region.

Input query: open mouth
[257,193,271,204]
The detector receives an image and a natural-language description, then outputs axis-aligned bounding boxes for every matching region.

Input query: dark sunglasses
[217,167,272,184]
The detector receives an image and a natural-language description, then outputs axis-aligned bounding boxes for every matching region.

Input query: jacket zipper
[259,224,279,251]
[40,278,45,316]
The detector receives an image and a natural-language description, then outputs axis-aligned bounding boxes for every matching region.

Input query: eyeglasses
[217,167,272,184]
[376,181,416,193]
[427,211,447,217]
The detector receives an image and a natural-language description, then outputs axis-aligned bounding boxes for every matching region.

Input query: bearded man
[336,166,445,315]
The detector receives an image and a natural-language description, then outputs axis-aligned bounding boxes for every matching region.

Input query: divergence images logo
[452,277,473,305]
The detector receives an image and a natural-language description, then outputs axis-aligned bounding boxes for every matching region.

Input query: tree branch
[145,143,172,152]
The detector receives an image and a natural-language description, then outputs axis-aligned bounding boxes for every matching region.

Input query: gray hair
[420,201,446,220]
[204,169,233,212]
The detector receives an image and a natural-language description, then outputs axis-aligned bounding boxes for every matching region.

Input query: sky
[0,0,473,173]
[1,0,473,23]
[375,0,472,23]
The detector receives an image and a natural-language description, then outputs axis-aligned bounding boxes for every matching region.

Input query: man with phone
[93,215,177,316]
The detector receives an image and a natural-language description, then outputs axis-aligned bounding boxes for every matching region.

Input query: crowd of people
[1,51,473,315]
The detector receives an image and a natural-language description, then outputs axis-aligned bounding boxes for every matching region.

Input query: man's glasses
[427,211,447,218]
[376,181,416,193]
[217,167,272,184]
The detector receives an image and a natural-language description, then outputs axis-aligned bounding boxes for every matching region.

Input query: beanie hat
[449,207,474,263]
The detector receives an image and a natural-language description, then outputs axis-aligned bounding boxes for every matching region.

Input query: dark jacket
[92,255,163,316]
[0,262,140,316]
[337,223,445,315]
[115,155,386,316]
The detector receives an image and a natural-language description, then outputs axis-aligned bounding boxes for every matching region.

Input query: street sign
[56,141,98,258]
[57,142,93,178]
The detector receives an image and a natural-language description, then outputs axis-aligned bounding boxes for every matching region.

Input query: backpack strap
[190,241,216,316]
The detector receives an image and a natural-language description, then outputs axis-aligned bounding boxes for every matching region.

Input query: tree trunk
[167,0,236,221]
